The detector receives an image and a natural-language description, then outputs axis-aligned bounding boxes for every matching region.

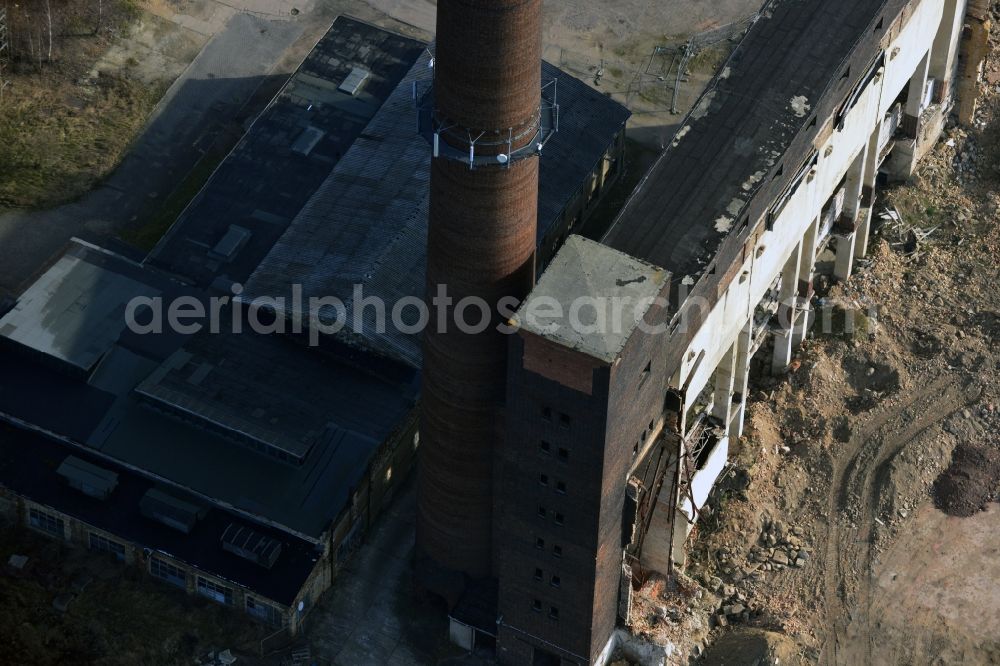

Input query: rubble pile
[749,519,811,571]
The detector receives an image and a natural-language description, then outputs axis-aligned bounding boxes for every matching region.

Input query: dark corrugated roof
[135,328,417,463]
[604,0,892,283]
[244,52,631,368]
[146,17,425,288]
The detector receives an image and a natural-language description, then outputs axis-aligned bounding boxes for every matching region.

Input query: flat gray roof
[135,329,417,463]
[511,235,669,363]
[0,240,163,372]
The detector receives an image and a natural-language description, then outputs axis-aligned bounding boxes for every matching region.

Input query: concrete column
[855,124,882,260]
[794,216,820,347]
[854,208,874,261]
[772,242,802,374]
[834,232,857,281]
[957,14,992,125]
[930,0,966,102]
[729,321,753,439]
[842,143,869,226]
[712,343,737,424]
[906,51,932,125]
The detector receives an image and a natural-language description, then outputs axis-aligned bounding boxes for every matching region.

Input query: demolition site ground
[627,20,1000,666]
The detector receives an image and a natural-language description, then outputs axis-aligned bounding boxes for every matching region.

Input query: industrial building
[0,0,977,662]
[408,0,973,665]
[0,12,630,644]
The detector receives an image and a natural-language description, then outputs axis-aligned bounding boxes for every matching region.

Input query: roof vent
[338,67,371,96]
[140,488,204,534]
[210,225,252,261]
[57,456,118,499]
[221,523,282,569]
[291,126,325,157]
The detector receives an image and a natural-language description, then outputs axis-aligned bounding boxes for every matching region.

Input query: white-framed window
[196,576,234,606]
[89,533,126,561]
[149,557,187,589]
[246,596,284,627]
[28,507,65,539]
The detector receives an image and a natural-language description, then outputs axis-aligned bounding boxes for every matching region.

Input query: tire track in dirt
[818,375,981,665]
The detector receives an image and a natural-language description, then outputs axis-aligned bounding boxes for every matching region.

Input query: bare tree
[45,0,52,62]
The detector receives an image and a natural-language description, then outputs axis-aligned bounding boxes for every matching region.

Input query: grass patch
[120,149,227,253]
[0,524,266,665]
[687,44,730,75]
[0,69,164,211]
[0,0,163,212]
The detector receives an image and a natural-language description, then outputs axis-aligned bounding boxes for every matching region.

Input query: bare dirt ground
[629,20,1000,666]
[543,0,761,150]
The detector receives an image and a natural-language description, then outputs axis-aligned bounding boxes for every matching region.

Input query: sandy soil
[543,0,761,150]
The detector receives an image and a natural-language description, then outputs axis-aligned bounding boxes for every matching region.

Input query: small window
[534,568,543,581]
[539,474,549,486]
[555,513,565,526]
[772,164,784,180]
[553,545,563,558]
[150,557,187,589]
[532,599,543,612]
[874,16,884,32]
[247,596,284,627]
[808,115,818,129]
[556,481,566,495]
[558,448,569,462]
[538,506,547,518]
[551,575,561,588]
[540,441,551,455]
[841,66,851,80]
[549,607,560,620]
[559,413,571,429]
[197,576,234,606]
[535,537,545,550]
[649,420,655,432]
[89,533,126,561]
[28,507,65,539]
[633,442,639,457]
[542,407,552,422]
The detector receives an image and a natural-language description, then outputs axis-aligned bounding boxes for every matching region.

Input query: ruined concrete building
[0,0,979,661]
[428,0,972,664]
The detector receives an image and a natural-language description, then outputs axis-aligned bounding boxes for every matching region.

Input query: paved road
[0,11,303,297]
[303,477,492,665]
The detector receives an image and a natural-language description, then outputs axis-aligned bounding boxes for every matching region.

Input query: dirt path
[820,376,983,665]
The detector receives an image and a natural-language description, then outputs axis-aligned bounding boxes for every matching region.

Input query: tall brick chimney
[417,0,544,597]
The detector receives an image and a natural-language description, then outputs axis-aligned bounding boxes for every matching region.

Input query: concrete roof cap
[512,235,669,363]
